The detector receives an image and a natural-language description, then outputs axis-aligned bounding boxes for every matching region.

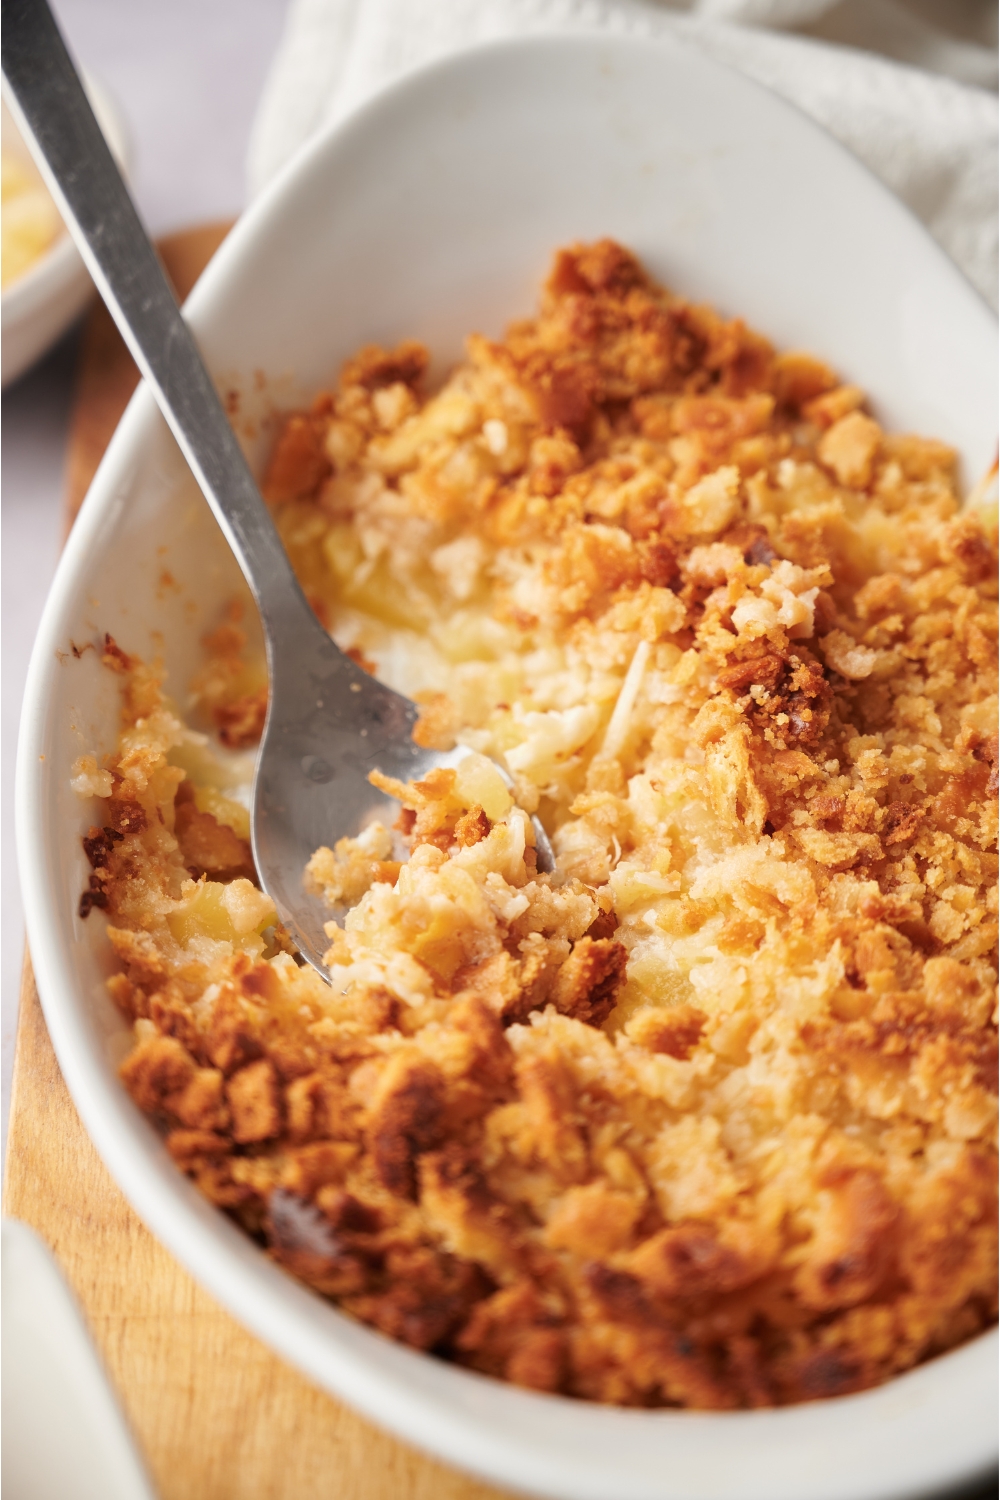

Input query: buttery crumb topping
[80,242,996,1407]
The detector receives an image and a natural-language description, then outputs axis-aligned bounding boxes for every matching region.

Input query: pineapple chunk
[167,878,275,951]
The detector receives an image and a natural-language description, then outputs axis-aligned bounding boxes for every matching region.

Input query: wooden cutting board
[3,223,512,1500]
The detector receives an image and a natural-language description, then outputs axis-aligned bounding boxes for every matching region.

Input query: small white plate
[1,1217,156,1500]
[1,76,129,387]
[16,32,998,1500]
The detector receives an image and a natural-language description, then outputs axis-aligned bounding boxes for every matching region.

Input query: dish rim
[15,29,999,1500]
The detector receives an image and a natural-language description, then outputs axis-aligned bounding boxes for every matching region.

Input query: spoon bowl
[253,586,549,969]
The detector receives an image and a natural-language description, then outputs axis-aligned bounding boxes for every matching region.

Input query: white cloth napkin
[248,0,997,307]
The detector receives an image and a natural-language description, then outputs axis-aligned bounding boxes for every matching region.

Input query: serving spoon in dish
[2,0,555,975]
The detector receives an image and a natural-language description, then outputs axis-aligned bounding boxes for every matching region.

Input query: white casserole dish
[16,33,998,1500]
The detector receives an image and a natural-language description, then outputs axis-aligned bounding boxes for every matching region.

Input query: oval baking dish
[17,33,997,1500]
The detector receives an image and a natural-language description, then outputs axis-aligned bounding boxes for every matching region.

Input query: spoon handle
[1,0,307,632]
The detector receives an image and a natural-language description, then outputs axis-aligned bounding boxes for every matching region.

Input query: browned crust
[84,240,997,1410]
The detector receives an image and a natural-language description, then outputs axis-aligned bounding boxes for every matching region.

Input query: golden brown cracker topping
[88,242,996,1408]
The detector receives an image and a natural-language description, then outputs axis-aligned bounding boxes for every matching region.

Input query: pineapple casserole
[76,242,997,1408]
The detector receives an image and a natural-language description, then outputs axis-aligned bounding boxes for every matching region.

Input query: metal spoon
[2,0,554,976]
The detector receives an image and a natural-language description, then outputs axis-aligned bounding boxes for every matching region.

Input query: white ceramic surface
[1,1217,157,1500]
[1,77,129,388]
[16,34,998,1500]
